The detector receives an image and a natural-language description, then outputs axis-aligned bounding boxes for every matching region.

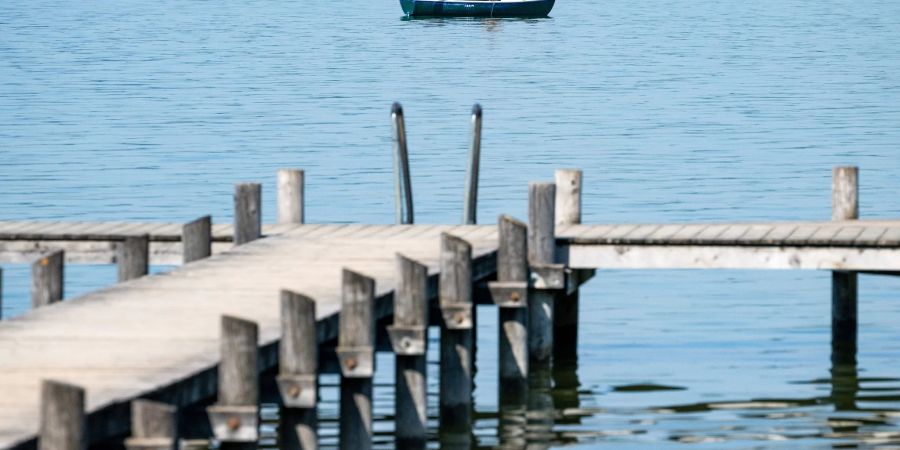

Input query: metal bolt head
[345,357,358,370]
[226,416,241,431]
[401,337,411,348]
[509,291,520,302]
[454,313,465,325]
[288,384,301,398]
[40,258,49,266]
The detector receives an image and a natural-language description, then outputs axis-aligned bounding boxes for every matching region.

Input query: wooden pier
[0,166,897,450]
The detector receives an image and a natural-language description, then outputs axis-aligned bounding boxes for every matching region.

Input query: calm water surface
[2,0,900,447]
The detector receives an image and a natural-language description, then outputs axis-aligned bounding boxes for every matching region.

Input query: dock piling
[124,400,177,450]
[39,380,85,450]
[277,169,305,225]
[553,169,582,360]
[832,166,859,365]
[182,216,212,264]
[389,254,429,447]
[207,316,259,449]
[234,183,262,246]
[462,104,482,225]
[391,103,414,225]
[527,182,556,364]
[278,290,318,450]
[438,233,474,437]
[337,270,376,450]
[491,215,529,404]
[31,250,64,309]
[117,234,149,282]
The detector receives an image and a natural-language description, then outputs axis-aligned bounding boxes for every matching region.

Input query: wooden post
[554,169,582,361]
[391,102,414,225]
[388,254,428,447]
[337,270,375,450]
[117,235,149,282]
[31,250,64,309]
[438,234,474,437]
[1,267,4,320]
[125,400,177,450]
[278,290,318,450]
[490,216,529,405]
[462,104,482,225]
[183,216,212,264]
[277,169,304,224]
[40,380,85,450]
[234,183,262,246]
[528,182,556,365]
[832,166,859,365]
[207,316,259,449]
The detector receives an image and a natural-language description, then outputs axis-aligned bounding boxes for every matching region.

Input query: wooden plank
[876,227,900,247]
[830,226,865,246]
[853,227,888,246]
[782,225,820,246]
[620,224,662,243]
[644,224,685,244]
[758,224,798,245]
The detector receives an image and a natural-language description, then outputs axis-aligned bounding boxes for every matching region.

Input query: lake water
[2,0,900,447]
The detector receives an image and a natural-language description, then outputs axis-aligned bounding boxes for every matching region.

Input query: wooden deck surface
[0,224,499,450]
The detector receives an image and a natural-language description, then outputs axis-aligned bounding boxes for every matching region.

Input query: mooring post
[553,169,582,360]
[124,399,177,450]
[277,169,305,224]
[462,104,482,225]
[207,316,259,450]
[489,215,529,405]
[31,250,64,309]
[278,290,318,450]
[234,183,262,246]
[832,166,859,365]
[1,267,4,320]
[391,102,414,225]
[183,216,212,264]
[528,182,557,365]
[337,270,375,450]
[40,380,85,450]
[438,233,474,439]
[117,234,149,282]
[387,254,429,448]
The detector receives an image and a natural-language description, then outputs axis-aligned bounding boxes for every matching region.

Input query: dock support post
[388,254,428,448]
[462,104,482,225]
[438,234,474,442]
[337,270,375,450]
[234,183,262,246]
[40,380,85,450]
[117,235,149,282]
[31,250,64,309]
[1,267,4,320]
[183,216,212,264]
[278,291,318,450]
[391,103,414,225]
[490,216,529,405]
[125,400,177,450]
[832,166,859,365]
[528,182,556,365]
[207,316,259,450]
[554,169,582,361]
[277,169,305,224]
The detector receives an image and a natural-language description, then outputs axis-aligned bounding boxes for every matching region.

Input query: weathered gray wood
[393,254,428,446]
[554,169,582,227]
[391,103,414,225]
[182,216,212,264]
[117,235,149,282]
[219,316,259,406]
[279,291,317,450]
[554,171,581,363]
[339,270,375,450]
[439,234,473,434]
[497,216,528,404]
[832,166,859,366]
[528,182,555,364]
[234,183,262,246]
[277,170,305,225]
[462,104,482,225]
[31,250,64,309]
[1,267,3,320]
[125,400,176,450]
[39,380,85,450]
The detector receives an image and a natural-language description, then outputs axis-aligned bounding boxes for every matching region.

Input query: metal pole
[392,102,414,224]
[462,104,482,225]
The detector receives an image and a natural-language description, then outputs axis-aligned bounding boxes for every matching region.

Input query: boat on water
[400,0,555,18]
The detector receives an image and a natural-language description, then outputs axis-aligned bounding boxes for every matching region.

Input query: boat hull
[400,0,555,17]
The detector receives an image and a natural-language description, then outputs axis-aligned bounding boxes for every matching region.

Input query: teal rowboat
[400,0,555,17]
